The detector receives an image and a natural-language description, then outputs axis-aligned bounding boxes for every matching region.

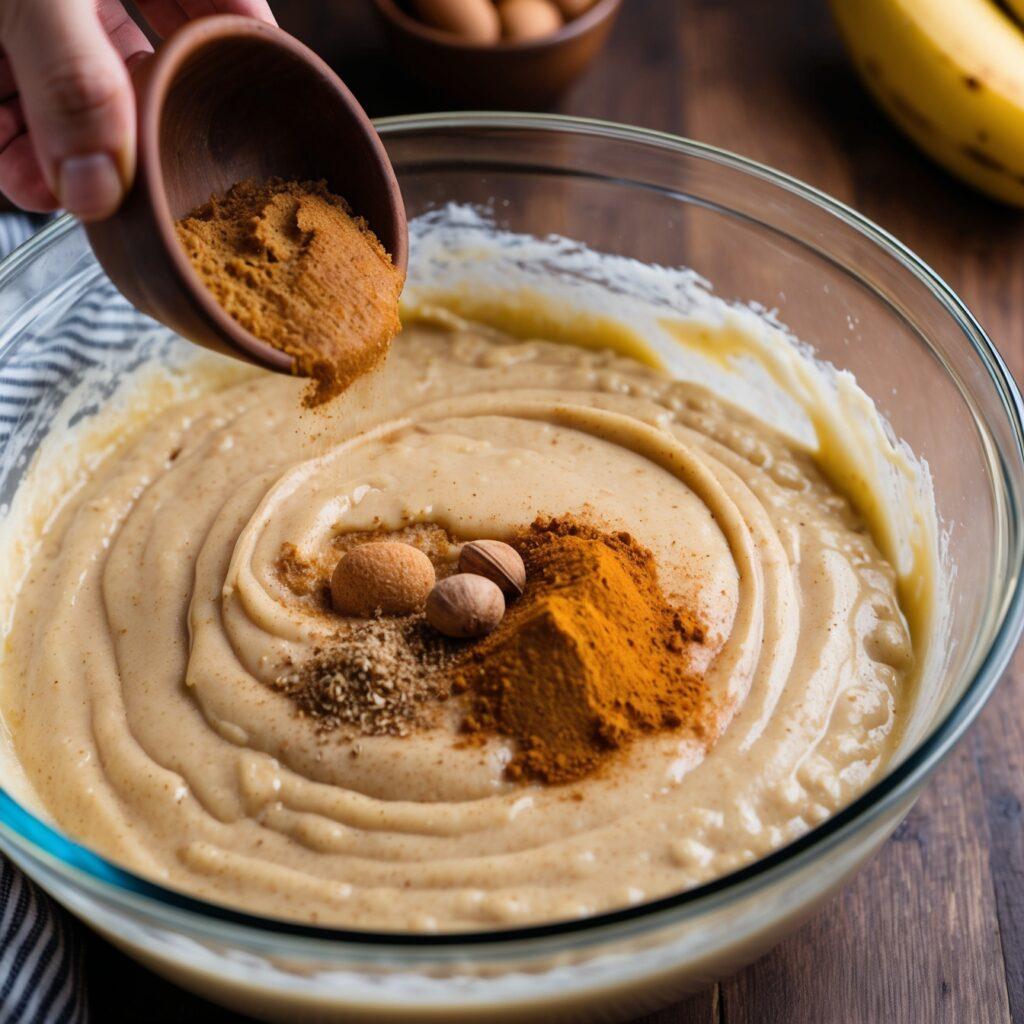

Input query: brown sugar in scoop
[175,178,404,406]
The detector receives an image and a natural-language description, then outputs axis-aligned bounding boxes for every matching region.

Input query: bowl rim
[370,0,623,53]
[1,110,1022,954]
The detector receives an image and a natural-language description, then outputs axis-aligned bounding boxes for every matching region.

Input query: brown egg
[331,541,436,617]
[412,0,501,42]
[498,0,564,40]
[552,0,596,17]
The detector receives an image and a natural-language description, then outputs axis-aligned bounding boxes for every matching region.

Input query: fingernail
[57,153,124,222]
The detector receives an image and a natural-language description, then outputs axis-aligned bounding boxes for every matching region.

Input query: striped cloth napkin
[0,211,90,1024]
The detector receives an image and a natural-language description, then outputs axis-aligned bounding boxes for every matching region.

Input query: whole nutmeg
[426,574,505,638]
[331,542,435,617]
[458,540,526,599]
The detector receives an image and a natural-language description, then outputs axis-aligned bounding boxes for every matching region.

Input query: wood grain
[80,1,1024,1021]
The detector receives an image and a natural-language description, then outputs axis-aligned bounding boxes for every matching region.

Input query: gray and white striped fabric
[0,215,43,259]
[0,857,88,1024]
[0,211,90,1024]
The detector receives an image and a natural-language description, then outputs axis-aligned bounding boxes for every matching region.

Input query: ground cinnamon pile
[453,517,710,784]
[175,178,403,406]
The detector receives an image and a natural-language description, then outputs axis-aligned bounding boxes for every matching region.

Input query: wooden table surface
[84,2,1024,1021]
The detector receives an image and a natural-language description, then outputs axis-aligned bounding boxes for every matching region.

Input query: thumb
[0,0,135,221]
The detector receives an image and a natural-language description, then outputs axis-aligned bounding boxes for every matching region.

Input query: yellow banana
[831,0,1024,205]
[1004,0,1024,27]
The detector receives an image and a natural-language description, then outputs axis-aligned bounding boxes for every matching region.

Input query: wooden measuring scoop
[86,15,408,373]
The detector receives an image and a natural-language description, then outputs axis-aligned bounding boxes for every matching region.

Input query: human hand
[0,0,275,221]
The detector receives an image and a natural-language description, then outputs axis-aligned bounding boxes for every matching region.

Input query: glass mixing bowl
[0,114,1021,1023]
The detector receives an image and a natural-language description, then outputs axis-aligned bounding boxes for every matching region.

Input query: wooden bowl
[370,0,622,108]
[86,14,407,372]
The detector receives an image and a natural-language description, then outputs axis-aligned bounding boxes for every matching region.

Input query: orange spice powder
[453,517,711,785]
[175,178,403,406]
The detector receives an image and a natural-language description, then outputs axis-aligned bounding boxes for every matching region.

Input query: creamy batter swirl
[2,319,912,931]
